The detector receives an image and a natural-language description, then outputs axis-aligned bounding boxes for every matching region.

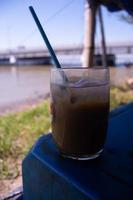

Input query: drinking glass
[50,67,110,160]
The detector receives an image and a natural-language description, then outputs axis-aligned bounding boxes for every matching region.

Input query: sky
[0,0,133,50]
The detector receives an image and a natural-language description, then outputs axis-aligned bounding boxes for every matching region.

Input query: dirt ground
[0,161,22,199]
[0,93,49,116]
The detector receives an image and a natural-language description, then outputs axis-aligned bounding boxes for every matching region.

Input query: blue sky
[0,0,133,50]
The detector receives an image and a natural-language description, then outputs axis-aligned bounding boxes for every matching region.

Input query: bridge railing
[0,45,133,59]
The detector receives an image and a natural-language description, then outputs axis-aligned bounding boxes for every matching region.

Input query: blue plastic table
[22,103,133,200]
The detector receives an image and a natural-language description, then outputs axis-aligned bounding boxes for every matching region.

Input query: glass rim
[51,66,110,87]
[51,67,109,71]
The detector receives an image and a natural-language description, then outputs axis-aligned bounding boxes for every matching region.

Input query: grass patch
[0,86,133,179]
[0,100,51,179]
[110,86,133,109]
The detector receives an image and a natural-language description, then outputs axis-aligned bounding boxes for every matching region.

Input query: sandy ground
[0,93,50,116]
[0,161,22,199]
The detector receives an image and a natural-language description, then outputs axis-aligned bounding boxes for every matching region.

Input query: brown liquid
[51,83,109,157]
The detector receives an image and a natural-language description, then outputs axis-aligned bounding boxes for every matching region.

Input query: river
[0,65,133,108]
[0,66,51,107]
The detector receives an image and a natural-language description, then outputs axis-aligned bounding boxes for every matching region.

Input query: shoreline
[0,93,50,116]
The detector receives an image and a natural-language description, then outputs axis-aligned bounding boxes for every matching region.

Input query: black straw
[29,6,61,69]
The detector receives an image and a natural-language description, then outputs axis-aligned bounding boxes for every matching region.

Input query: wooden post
[98,6,107,67]
[83,0,98,68]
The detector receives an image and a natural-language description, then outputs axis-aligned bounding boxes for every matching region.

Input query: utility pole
[83,0,98,67]
[98,6,107,67]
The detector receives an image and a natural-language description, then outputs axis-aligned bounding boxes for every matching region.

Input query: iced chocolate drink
[50,68,109,160]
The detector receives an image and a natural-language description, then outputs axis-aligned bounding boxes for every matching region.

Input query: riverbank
[0,93,50,116]
[0,85,133,198]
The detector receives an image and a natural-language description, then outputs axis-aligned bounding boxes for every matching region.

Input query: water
[0,66,51,107]
[116,54,133,66]
[0,65,132,107]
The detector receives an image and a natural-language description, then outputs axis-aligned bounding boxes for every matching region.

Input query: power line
[18,0,77,47]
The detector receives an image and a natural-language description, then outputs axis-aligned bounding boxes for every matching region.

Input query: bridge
[0,44,133,65]
[0,44,133,57]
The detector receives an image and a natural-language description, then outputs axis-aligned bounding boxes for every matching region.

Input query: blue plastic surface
[23,103,133,200]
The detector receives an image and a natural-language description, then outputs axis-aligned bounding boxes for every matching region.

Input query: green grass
[110,86,133,109]
[0,86,133,179]
[0,100,51,179]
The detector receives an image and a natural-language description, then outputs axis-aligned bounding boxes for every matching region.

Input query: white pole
[83,0,98,68]
[98,6,107,67]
